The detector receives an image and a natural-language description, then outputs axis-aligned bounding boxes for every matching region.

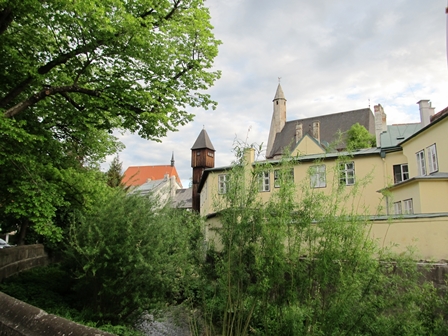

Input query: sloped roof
[268,108,375,157]
[380,123,421,148]
[430,106,448,123]
[191,129,215,150]
[123,165,182,187]
[273,84,286,100]
[172,188,192,209]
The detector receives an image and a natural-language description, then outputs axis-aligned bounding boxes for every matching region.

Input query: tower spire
[266,83,287,158]
[171,151,175,167]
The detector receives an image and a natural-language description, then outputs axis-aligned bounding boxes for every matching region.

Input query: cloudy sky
[105,0,448,188]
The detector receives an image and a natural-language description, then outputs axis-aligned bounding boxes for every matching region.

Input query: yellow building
[195,86,448,260]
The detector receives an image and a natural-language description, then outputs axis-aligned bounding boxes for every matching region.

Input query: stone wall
[0,244,49,281]
[0,291,114,336]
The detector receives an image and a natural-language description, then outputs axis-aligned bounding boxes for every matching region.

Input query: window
[274,169,294,188]
[259,171,270,192]
[393,164,409,184]
[207,151,214,157]
[218,174,229,194]
[416,150,426,176]
[394,201,402,215]
[310,165,326,188]
[403,199,413,214]
[427,144,438,174]
[339,162,355,186]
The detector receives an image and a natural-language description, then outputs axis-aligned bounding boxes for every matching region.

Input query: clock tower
[191,128,215,212]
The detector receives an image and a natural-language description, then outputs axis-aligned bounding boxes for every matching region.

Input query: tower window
[207,152,214,157]
[196,151,200,156]
[276,101,278,105]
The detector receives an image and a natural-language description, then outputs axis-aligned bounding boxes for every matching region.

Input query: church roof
[273,84,286,100]
[268,108,375,157]
[191,129,215,150]
[122,165,182,187]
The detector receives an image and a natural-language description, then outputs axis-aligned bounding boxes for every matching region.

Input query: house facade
[195,85,448,260]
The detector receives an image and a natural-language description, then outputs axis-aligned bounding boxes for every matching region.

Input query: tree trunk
[17,219,29,245]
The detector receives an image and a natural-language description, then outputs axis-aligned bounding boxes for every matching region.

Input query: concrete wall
[0,245,49,281]
[0,291,114,336]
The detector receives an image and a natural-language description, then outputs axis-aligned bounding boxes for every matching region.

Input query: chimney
[417,100,435,128]
[244,147,255,164]
[374,104,387,147]
[312,121,320,143]
[295,123,303,142]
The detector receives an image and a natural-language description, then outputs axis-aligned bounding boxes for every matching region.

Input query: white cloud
[106,0,448,187]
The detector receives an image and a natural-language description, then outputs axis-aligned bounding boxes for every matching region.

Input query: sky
[104,0,448,188]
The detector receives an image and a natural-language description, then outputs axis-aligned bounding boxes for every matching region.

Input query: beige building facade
[196,86,448,260]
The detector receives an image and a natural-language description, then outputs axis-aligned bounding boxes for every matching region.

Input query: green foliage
[106,155,125,188]
[0,0,220,138]
[0,0,220,243]
[65,190,203,324]
[199,148,447,335]
[0,264,143,335]
[346,123,376,150]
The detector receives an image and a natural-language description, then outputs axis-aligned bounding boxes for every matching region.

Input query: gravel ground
[135,309,193,336]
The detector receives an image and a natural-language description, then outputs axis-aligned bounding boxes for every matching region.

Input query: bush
[65,190,203,324]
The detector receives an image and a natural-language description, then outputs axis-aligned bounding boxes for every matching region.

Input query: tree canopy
[0,0,220,242]
[0,0,220,139]
[346,123,376,150]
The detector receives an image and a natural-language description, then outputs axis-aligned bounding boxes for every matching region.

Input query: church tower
[191,128,215,212]
[266,83,287,158]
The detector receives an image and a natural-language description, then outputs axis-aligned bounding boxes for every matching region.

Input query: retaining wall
[0,244,49,281]
[0,291,114,336]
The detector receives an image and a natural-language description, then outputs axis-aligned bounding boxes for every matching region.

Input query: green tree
[0,0,220,138]
[346,123,376,150]
[199,148,446,335]
[106,155,124,188]
[0,0,220,242]
[65,190,203,324]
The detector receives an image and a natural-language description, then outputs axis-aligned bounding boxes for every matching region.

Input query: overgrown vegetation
[2,148,448,335]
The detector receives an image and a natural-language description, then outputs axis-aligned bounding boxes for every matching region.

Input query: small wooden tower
[191,128,215,212]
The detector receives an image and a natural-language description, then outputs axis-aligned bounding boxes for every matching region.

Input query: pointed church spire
[266,83,287,158]
[273,83,286,101]
[171,151,175,167]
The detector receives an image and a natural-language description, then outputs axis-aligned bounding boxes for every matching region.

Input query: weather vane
[278,77,281,83]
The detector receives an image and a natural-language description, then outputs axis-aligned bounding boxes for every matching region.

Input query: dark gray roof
[191,129,215,150]
[172,188,192,209]
[268,108,375,157]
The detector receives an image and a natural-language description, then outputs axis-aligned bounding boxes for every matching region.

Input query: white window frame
[274,169,294,188]
[416,150,426,176]
[393,164,409,184]
[310,165,326,188]
[427,144,438,174]
[394,201,402,215]
[339,162,355,186]
[403,199,413,214]
[218,174,229,194]
[259,171,270,192]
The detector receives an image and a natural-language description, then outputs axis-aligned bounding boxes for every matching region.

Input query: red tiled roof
[430,106,448,123]
[123,165,182,187]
